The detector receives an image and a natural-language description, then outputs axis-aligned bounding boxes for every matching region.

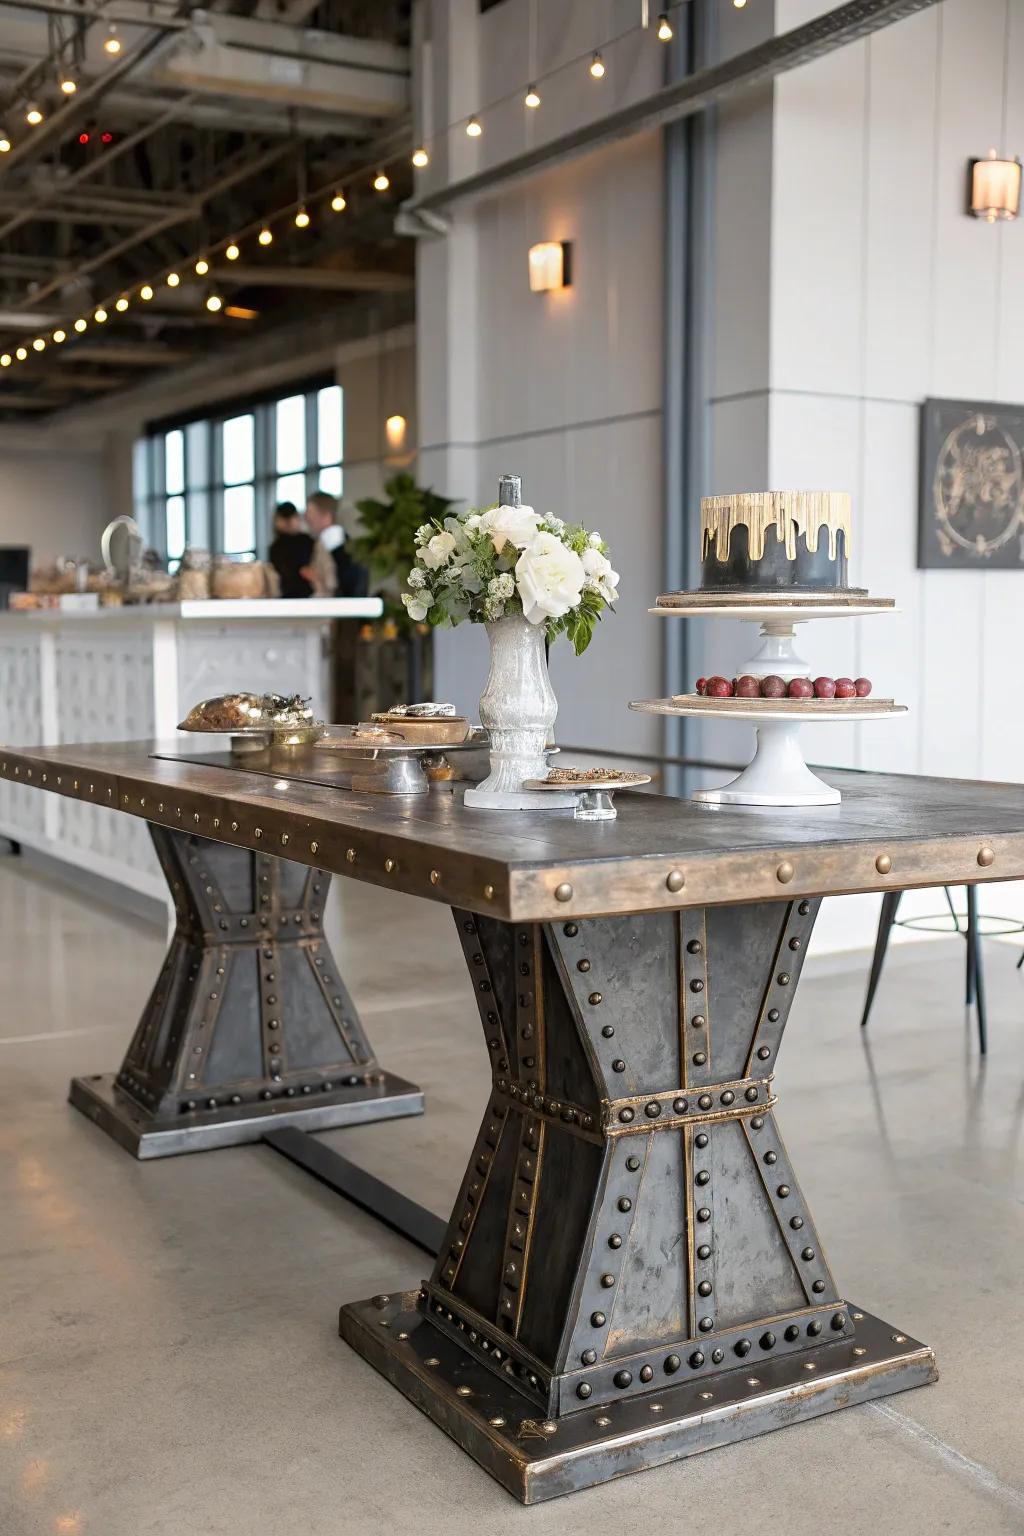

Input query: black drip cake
[701,490,863,594]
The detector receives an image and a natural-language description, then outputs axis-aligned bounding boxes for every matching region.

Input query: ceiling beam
[219,266,414,292]
[58,342,196,365]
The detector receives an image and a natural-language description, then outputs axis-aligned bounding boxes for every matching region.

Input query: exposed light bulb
[466,116,482,137]
[166,272,180,288]
[206,293,223,312]
[373,170,390,192]
[524,85,541,109]
[0,354,10,367]
[195,258,209,275]
[115,296,129,311]
[225,242,240,260]
[15,346,27,360]
[0,135,10,153]
[657,13,673,40]
[589,52,605,78]
[94,307,108,322]
[73,318,87,333]
[258,226,273,244]
[733,0,747,7]
[139,284,153,301]
[25,104,44,126]
[60,73,77,95]
[32,337,45,351]
[53,328,66,343]
[411,148,429,168]
[294,207,310,227]
[104,25,121,54]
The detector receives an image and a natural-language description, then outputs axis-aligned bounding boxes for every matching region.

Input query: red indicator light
[101,132,113,144]
[79,132,89,144]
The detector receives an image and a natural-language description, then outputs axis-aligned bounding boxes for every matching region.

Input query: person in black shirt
[268,502,315,598]
[305,490,369,598]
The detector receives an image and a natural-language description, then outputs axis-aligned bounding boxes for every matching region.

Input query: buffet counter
[0,598,381,901]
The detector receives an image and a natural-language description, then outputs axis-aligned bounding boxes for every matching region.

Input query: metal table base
[340,899,938,1502]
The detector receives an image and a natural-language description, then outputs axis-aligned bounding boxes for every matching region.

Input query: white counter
[0,598,381,902]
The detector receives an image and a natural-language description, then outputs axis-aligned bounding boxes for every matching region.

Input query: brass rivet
[555,882,574,903]
[484,884,495,900]
[776,861,794,884]
[430,869,440,885]
[666,869,685,893]
[875,853,892,875]
[346,848,356,863]
[310,841,318,854]
[385,857,396,873]
[978,846,995,867]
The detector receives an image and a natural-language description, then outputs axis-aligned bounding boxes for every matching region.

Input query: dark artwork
[919,397,1024,569]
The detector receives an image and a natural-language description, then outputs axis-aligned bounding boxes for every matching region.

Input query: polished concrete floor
[1,852,1023,1536]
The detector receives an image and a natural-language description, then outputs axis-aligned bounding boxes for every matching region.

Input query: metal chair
[860,885,1006,1054]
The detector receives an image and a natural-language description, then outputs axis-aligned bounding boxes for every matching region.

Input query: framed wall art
[918,397,1024,570]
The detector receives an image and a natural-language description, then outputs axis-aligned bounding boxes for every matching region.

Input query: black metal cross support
[69,826,423,1158]
[340,900,936,1503]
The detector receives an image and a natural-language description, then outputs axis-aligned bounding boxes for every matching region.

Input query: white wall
[699,0,1024,952]
[417,0,666,753]
[0,436,113,568]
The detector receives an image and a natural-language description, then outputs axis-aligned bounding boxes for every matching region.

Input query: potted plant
[400,473,619,808]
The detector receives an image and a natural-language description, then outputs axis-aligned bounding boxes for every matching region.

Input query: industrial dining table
[4,740,1023,1504]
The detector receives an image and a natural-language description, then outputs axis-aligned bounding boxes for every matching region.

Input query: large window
[134,380,343,568]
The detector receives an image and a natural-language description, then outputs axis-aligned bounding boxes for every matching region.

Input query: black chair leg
[860,890,903,1029]
[966,884,987,1055]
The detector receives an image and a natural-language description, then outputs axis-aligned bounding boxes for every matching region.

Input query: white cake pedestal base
[692,721,840,807]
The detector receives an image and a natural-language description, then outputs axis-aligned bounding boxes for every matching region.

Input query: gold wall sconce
[969,150,1021,222]
[528,241,572,292]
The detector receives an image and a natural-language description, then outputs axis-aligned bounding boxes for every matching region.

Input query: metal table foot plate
[69,825,423,1159]
[340,900,938,1501]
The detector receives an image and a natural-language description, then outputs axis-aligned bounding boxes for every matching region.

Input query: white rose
[420,530,458,569]
[515,532,585,625]
[401,592,429,622]
[582,545,619,603]
[479,502,541,553]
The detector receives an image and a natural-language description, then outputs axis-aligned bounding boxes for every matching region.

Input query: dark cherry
[834,677,857,699]
[854,677,872,697]
[706,676,734,698]
[813,676,836,699]
[735,675,761,698]
[787,677,814,700]
[695,677,707,696]
[760,675,787,698]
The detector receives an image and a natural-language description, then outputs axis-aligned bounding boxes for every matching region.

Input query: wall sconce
[528,241,572,292]
[385,414,407,450]
[969,150,1021,222]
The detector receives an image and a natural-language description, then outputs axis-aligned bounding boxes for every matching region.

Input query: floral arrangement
[400,502,618,654]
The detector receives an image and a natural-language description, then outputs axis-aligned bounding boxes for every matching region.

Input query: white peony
[515,532,586,625]
[478,502,541,554]
[402,591,429,622]
[581,545,620,603]
[407,566,426,589]
[420,530,458,570]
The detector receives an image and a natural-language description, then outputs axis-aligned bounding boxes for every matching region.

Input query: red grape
[760,675,787,698]
[695,677,707,696]
[813,676,836,699]
[706,676,734,698]
[834,677,856,699]
[854,677,872,697]
[735,674,761,698]
[787,677,814,699]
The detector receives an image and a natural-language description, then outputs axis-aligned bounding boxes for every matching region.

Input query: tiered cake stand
[630,592,904,807]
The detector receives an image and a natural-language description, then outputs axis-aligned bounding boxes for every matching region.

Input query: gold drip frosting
[702,491,852,563]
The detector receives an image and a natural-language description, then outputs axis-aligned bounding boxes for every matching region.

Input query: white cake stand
[637,595,901,807]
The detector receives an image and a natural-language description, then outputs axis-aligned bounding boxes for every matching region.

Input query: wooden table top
[3,740,1022,920]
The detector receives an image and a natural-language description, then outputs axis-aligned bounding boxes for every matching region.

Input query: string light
[206,293,223,312]
[657,13,673,40]
[15,346,27,360]
[73,318,86,333]
[115,296,129,311]
[258,226,273,244]
[589,52,605,78]
[733,0,747,7]
[373,170,390,191]
[32,337,45,351]
[166,272,180,287]
[466,116,482,137]
[104,25,122,54]
[0,354,9,367]
[330,191,346,212]
[0,134,10,153]
[294,207,310,227]
[524,84,541,108]
[139,284,153,301]
[53,328,65,343]
[94,307,108,322]
[195,258,209,275]
[225,242,240,260]
[25,104,44,126]
[411,148,429,168]
[60,72,77,95]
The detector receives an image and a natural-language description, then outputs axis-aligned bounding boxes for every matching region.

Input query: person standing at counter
[267,503,315,599]
[304,492,369,598]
